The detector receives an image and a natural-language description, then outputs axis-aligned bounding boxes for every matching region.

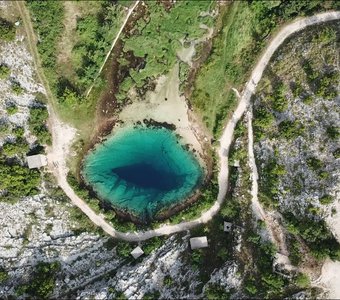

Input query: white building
[26,154,47,169]
[131,246,144,259]
[190,236,208,250]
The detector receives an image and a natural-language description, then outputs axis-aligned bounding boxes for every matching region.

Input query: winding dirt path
[18,0,340,244]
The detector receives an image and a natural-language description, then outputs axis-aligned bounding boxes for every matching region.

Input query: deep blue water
[82,127,203,220]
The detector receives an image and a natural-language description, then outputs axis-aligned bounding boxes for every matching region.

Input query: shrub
[294,273,310,289]
[29,106,51,144]
[0,17,15,41]
[278,120,304,140]
[17,261,60,298]
[0,64,10,79]
[0,268,9,283]
[6,104,18,115]
[11,81,24,95]
[320,194,333,205]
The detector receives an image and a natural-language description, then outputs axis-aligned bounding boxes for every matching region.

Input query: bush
[0,268,9,283]
[16,261,60,298]
[0,64,10,79]
[294,273,310,289]
[278,120,304,140]
[6,104,18,115]
[29,106,51,145]
[0,17,15,41]
[320,194,333,205]
[116,241,135,258]
[11,81,24,95]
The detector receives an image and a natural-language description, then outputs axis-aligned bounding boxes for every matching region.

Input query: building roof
[131,246,144,259]
[224,221,232,232]
[190,236,208,250]
[27,154,47,169]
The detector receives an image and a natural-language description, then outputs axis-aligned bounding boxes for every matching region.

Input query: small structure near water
[190,236,208,250]
[26,154,47,169]
[131,246,144,259]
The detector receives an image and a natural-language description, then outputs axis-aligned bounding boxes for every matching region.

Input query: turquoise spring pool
[82,126,203,221]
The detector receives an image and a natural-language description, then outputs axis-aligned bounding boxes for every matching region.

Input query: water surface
[82,127,203,220]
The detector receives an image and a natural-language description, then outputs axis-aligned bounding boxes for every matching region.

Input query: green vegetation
[0,64,10,79]
[11,81,24,95]
[29,105,51,144]
[326,126,339,139]
[284,212,340,261]
[26,1,64,84]
[320,194,333,205]
[0,159,40,200]
[6,104,18,115]
[15,261,60,298]
[27,0,126,131]
[204,283,230,300]
[191,0,339,135]
[258,156,285,208]
[294,273,310,289]
[116,241,135,258]
[120,1,213,96]
[278,120,304,140]
[0,268,9,283]
[0,17,15,41]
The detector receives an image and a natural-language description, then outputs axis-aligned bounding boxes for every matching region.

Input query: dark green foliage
[320,194,333,205]
[142,237,163,255]
[245,231,286,298]
[163,275,173,286]
[326,126,339,139]
[1,138,29,157]
[306,156,323,172]
[16,261,60,298]
[143,291,160,300]
[0,159,40,199]
[294,273,310,289]
[284,212,340,261]
[0,64,10,79]
[253,107,275,140]
[258,157,285,208]
[29,105,51,144]
[0,268,9,283]
[0,17,15,41]
[269,82,288,112]
[278,120,304,140]
[27,1,64,70]
[204,283,230,300]
[11,81,24,95]
[6,104,18,115]
[116,241,135,258]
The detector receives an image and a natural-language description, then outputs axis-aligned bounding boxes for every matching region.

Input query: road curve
[23,5,340,242]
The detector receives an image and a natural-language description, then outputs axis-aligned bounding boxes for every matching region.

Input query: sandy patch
[315,259,340,298]
[118,63,204,160]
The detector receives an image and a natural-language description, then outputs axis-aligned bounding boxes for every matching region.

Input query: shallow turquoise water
[82,127,203,220]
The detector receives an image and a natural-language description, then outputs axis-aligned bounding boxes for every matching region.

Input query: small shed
[27,154,47,169]
[190,236,208,250]
[224,221,232,232]
[131,246,144,259]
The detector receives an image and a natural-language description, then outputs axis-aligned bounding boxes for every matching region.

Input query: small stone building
[27,154,47,169]
[131,246,144,259]
[190,236,208,250]
[224,221,232,232]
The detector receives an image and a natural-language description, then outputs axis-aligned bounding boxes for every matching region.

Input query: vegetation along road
[19,5,340,242]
